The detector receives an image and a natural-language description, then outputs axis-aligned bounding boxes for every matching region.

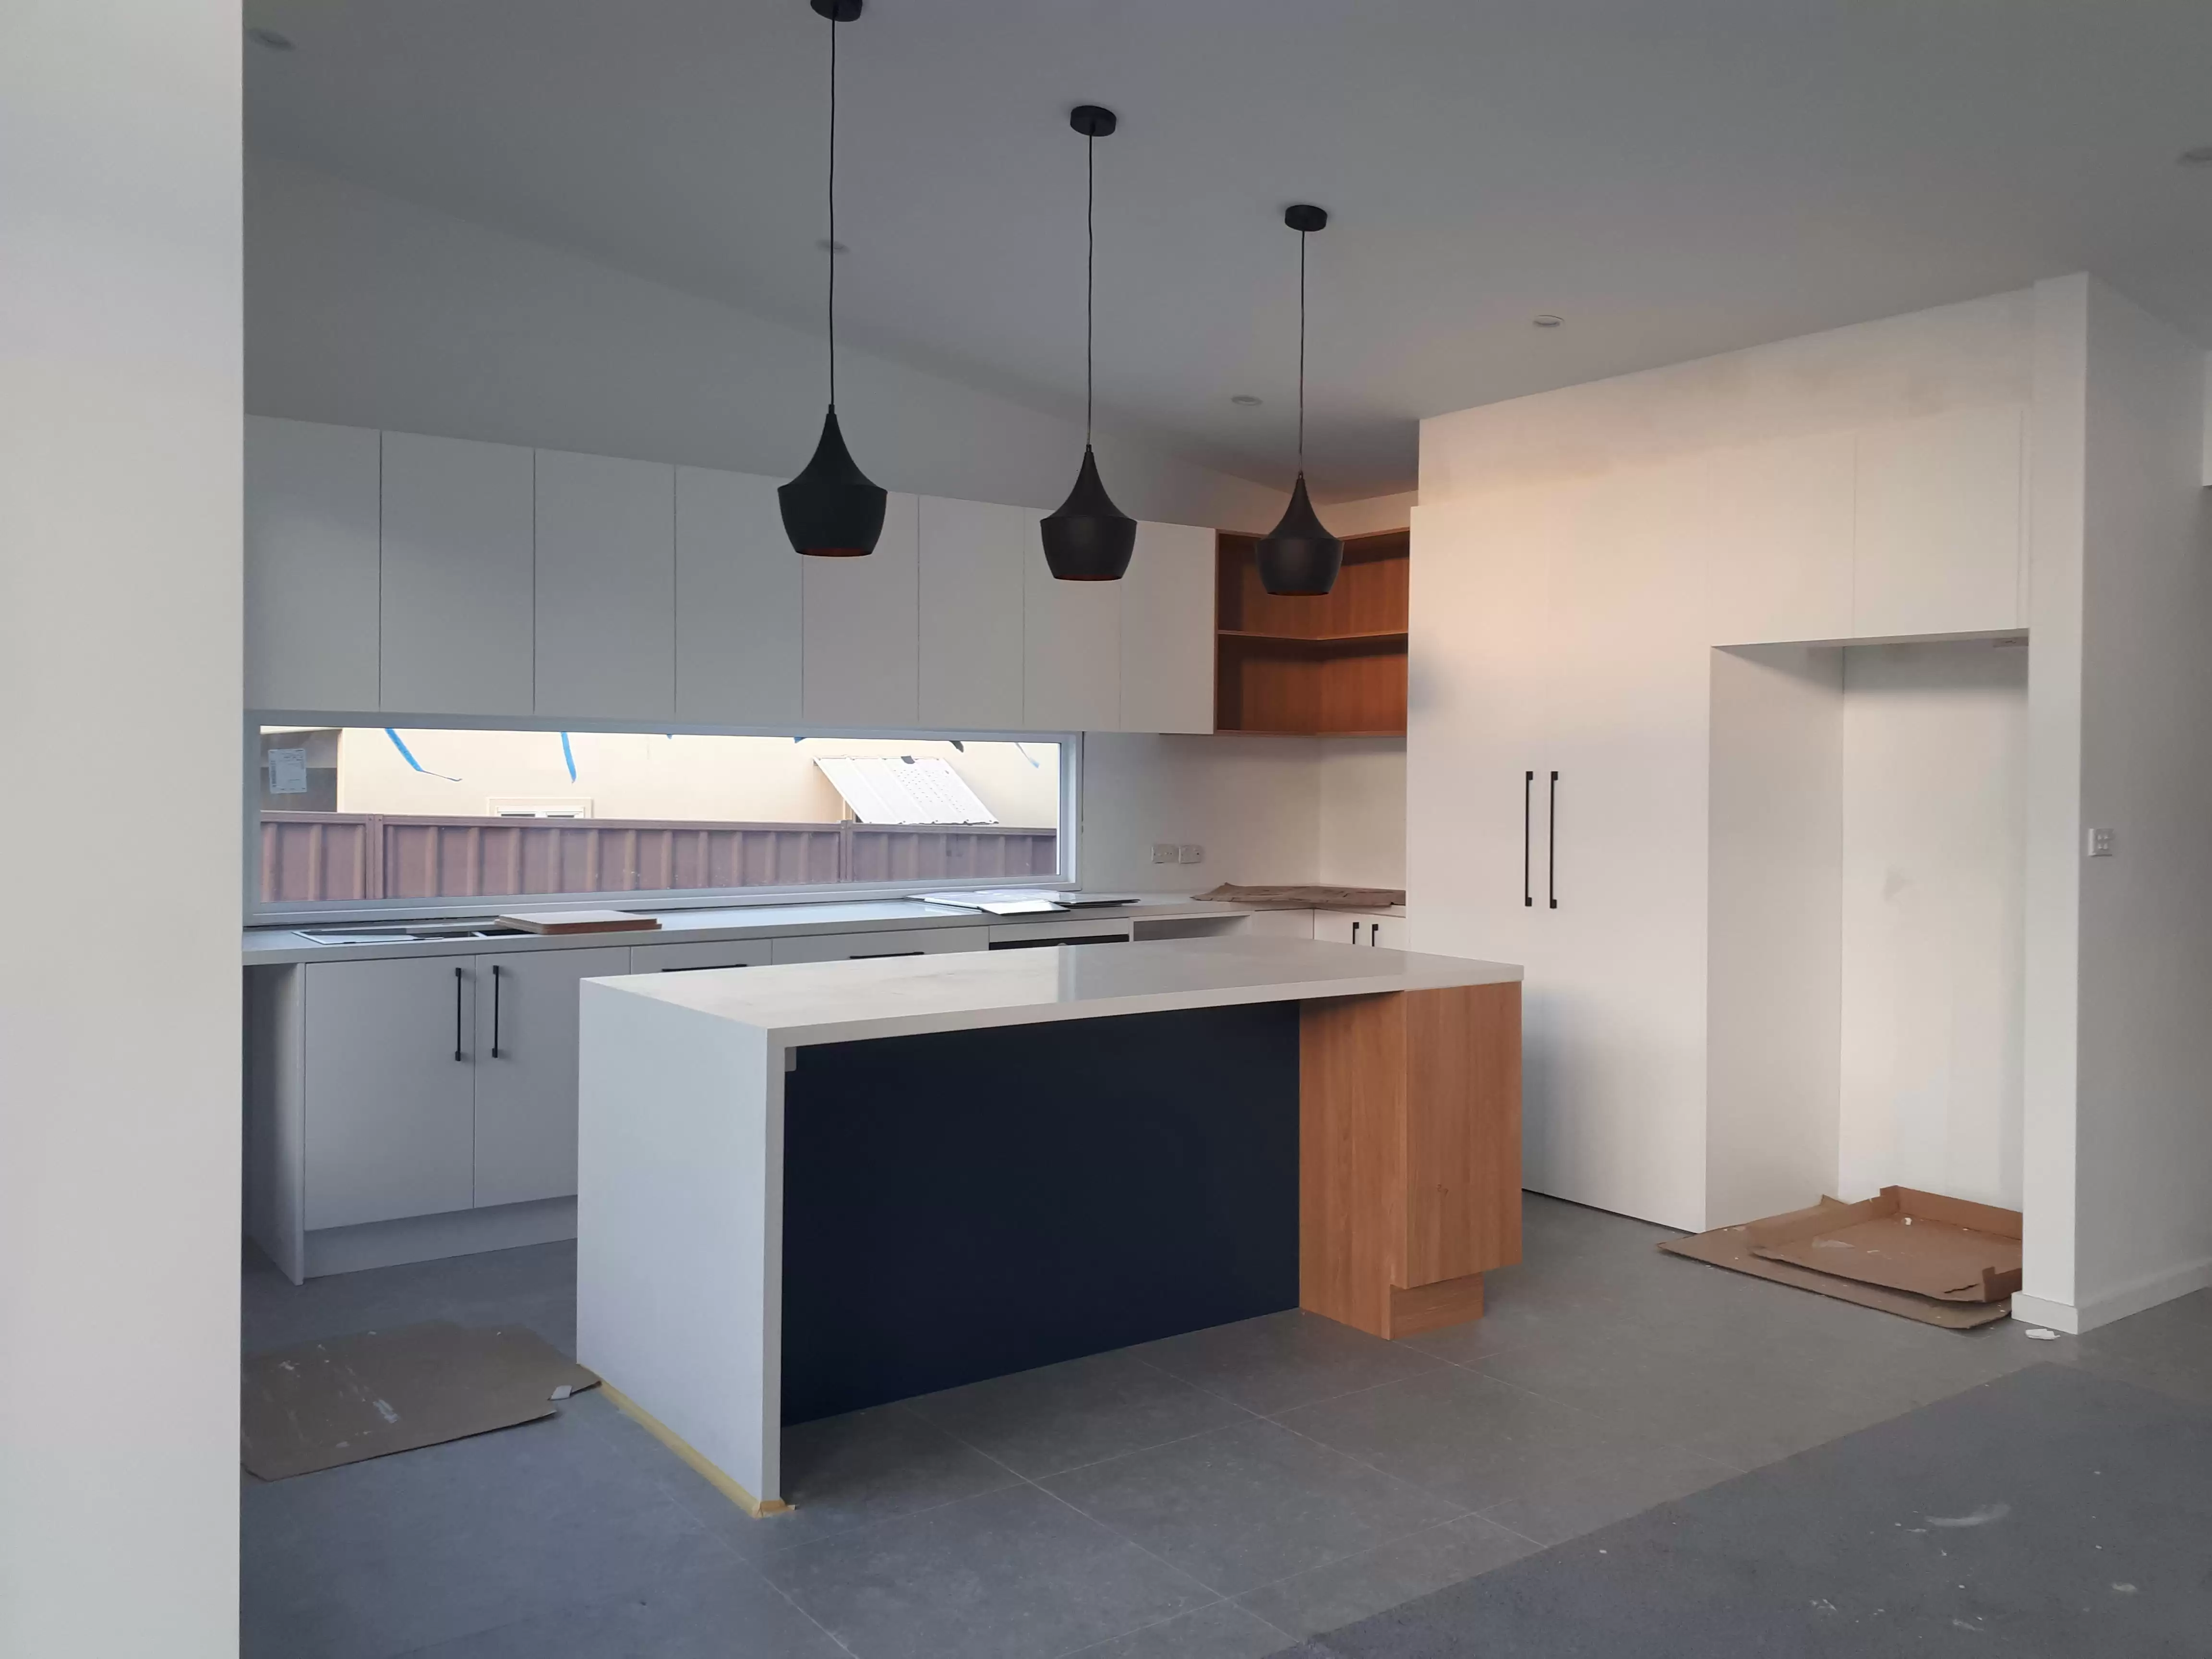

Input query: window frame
[243,711,1083,926]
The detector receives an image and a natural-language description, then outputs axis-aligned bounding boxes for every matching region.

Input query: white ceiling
[243,0,2212,497]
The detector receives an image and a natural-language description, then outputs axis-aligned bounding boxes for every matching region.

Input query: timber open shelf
[1214,527,1409,735]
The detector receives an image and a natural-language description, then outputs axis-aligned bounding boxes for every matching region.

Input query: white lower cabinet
[1315,910,1409,949]
[1237,909,1316,940]
[768,927,987,964]
[278,947,636,1257]
[471,947,631,1209]
[629,938,774,973]
[301,956,478,1230]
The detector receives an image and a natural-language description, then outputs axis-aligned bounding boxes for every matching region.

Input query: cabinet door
[246,417,382,711]
[1238,908,1314,940]
[1704,431,1854,647]
[471,945,632,1208]
[675,467,802,725]
[1023,533,1121,730]
[534,450,675,721]
[629,938,774,972]
[803,492,920,726]
[1534,463,1713,1231]
[919,496,1027,729]
[1851,405,2024,638]
[380,432,536,715]
[301,957,476,1229]
[768,926,986,963]
[1118,521,1215,733]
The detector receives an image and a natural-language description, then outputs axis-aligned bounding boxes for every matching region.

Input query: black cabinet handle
[490,964,503,1059]
[1523,771,1534,908]
[852,950,925,959]
[1548,770,1560,910]
[1368,922,1379,946]
[453,965,464,1061]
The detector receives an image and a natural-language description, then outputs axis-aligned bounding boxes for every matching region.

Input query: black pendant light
[1040,105,1137,582]
[1255,204,1343,596]
[780,0,887,558]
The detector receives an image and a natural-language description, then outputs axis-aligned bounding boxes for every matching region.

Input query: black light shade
[1040,445,1137,581]
[1255,472,1342,596]
[779,407,886,557]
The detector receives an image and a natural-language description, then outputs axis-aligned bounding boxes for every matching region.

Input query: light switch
[1152,842,1177,865]
[1177,843,1204,865]
[2086,827,2116,858]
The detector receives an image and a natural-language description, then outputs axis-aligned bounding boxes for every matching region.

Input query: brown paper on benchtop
[1746,1186,2022,1303]
[1660,1200,2012,1329]
[241,1321,599,1481]
[1196,882,1407,911]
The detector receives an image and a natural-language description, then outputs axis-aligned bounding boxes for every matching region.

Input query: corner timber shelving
[1214,528,1409,735]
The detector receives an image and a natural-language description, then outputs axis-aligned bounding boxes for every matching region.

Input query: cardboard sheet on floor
[1660,1198,2015,1329]
[240,1321,598,1480]
[1748,1186,2023,1302]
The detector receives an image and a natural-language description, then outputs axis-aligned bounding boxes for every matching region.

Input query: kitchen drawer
[629,938,774,973]
[769,927,987,964]
[1318,910,1410,949]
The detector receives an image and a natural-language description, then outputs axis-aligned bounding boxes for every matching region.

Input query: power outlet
[2086,827,2116,858]
[1152,842,1178,865]
[1177,843,1204,865]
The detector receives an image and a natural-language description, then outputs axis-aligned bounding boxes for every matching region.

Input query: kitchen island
[576,935,1521,1514]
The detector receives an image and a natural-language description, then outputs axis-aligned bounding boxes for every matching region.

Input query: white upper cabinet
[533,449,675,721]
[918,496,1028,729]
[802,491,921,726]
[674,467,802,726]
[1117,521,1216,733]
[1851,405,2025,638]
[380,432,536,715]
[245,417,382,711]
[1704,431,1855,648]
[1023,533,1121,730]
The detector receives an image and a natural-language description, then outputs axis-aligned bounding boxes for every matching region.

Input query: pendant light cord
[1296,228,1308,468]
[826,12,839,408]
[1084,129,1095,445]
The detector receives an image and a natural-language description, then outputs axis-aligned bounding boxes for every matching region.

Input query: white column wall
[0,3,243,1654]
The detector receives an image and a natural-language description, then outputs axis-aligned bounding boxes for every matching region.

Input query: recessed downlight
[1532,313,1564,328]
[247,26,295,50]
[1230,394,1262,407]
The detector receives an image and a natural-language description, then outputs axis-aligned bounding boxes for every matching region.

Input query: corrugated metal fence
[260,813,1059,904]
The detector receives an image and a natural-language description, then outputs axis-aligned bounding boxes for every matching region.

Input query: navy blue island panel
[779,1001,1301,1423]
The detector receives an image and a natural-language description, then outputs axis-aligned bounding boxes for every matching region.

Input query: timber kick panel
[779,984,1521,1421]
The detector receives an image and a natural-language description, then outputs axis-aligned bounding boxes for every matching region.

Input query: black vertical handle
[1548,770,1560,910]
[1523,771,1534,908]
[453,965,464,1061]
[1369,922,1379,946]
[490,964,503,1059]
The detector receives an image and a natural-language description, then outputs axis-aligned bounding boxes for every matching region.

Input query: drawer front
[628,938,775,973]
[769,927,986,964]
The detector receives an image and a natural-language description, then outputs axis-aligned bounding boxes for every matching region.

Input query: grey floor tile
[759,1482,1213,1659]
[243,1239,580,1357]
[1274,1365,1648,1511]
[1065,1599,1295,1659]
[1235,1514,1537,1640]
[242,1407,726,1659]
[2073,1288,2212,1410]
[1039,1419,1462,1597]
[1128,1311,1445,1417]
[756,1401,1025,1553]
[1476,1436,1737,1547]
[403,1551,846,1658]
[908,1349,1255,1478]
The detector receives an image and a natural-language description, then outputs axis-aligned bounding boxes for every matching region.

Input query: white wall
[1707,645,1843,1227]
[1836,642,2028,1210]
[1316,738,1407,889]
[247,153,1285,532]
[0,5,241,1655]
[1420,289,2032,502]
[2065,280,2212,1323]
[1322,490,1417,537]
[1080,734,1322,893]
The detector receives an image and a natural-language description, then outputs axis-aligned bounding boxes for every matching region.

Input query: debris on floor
[240,1320,598,1480]
[1661,1188,2023,1329]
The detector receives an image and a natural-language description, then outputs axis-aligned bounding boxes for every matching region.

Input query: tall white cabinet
[1411,402,2028,1232]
